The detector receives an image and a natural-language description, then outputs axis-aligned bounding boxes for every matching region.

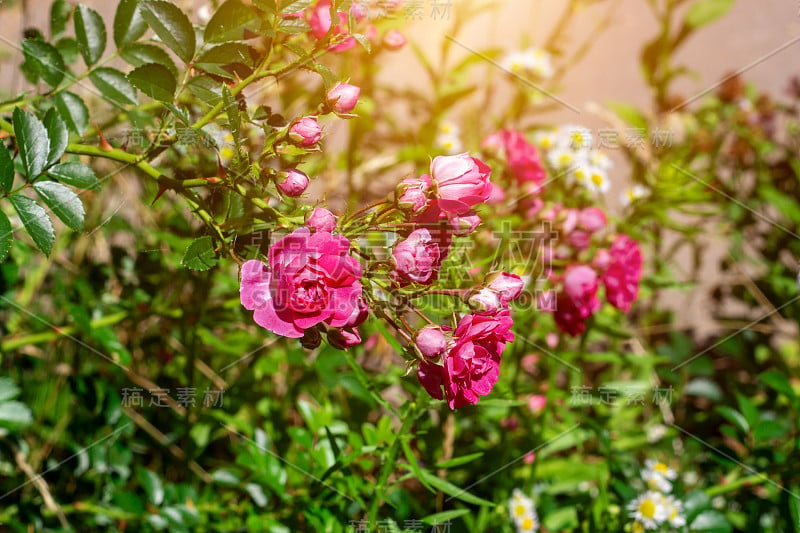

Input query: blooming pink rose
[430,153,493,215]
[396,174,431,213]
[288,116,322,147]
[327,83,360,114]
[276,169,309,197]
[391,228,442,285]
[306,207,337,233]
[603,235,642,312]
[486,271,524,303]
[417,311,514,409]
[416,325,447,360]
[578,207,607,233]
[239,229,363,338]
[382,29,407,50]
[502,129,547,186]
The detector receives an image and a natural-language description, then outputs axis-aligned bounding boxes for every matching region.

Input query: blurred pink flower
[578,207,607,233]
[603,235,642,312]
[553,265,601,336]
[527,394,547,414]
[430,153,493,215]
[383,29,407,50]
[239,229,363,339]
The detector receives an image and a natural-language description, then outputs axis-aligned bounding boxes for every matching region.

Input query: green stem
[1,312,127,351]
[705,473,773,497]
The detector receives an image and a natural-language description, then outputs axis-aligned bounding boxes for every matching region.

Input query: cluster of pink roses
[304,0,407,53]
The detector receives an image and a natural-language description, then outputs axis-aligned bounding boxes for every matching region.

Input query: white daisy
[437,120,461,136]
[620,185,651,207]
[588,149,613,170]
[516,512,539,533]
[627,491,668,530]
[660,494,686,528]
[435,133,463,155]
[562,125,593,151]
[584,166,611,194]
[509,489,534,524]
[547,147,578,171]
[644,460,677,481]
[533,130,558,151]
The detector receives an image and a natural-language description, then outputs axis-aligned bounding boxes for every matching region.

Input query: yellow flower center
[632,522,645,533]
[574,168,586,181]
[654,463,669,474]
[521,517,535,530]
[558,153,573,166]
[514,504,528,518]
[591,173,604,186]
[639,499,656,519]
[540,137,553,149]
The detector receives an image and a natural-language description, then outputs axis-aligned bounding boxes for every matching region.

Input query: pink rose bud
[288,116,322,147]
[486,182,506,205]
[391,228,442,285]
[328,327,362,349]
[415,325,447,360]
[521,353,539,374]
[276,169,309,197]
[501,416,519,431]
[449,212,481,236]
[578,207,607,233]
[467,287,502,314]
[350,1,368,21]
[523,451,536,465]
[382,29,407,50]
[396,175,431,213]
[430,153,493,215]
[327,83,360,114]
[300,327,322,349]
[567,229,591,250]
[545,332,559,348]
[480,132,504,157]
[563,265,599,303]
[592,249,611,272]
[306,207,337,232]
[486,271,524,303]
[527,394,547,414]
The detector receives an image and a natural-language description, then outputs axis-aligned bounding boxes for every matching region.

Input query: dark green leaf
[114,0,148,48]
[181,236,218,270]
[9,195,54,255]
[685,0,735,29]
[136,467,165,506]
[195,43,256,79]
[753,420,788,442]
[0,211,12,263]
[21,39,66,88]
[50,0,73,37]
[74,5,107,66]
[418,470,493,506]
[683,490,712,522]
[421,509,469,526]
[13,107,50,179]
[204,0,261,43]
[89,67,138,107]
[34,181,85,232]
[716,406,749,434]
[53,91,89,135]
[140,1,196,63]
[127,63,176,102]
[120,43,178,77]
[760,371,796,399]
[690,510,732,533]
[46,162,99,190]
[253,0,276,16]
[0,401,33,429]
[43,108,68,168]
[0,142,13,193]
[186,76,222,106]
[55,37,80,64]
[434,452,484,469]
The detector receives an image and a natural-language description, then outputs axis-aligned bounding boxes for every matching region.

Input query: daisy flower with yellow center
[621,185,651,207]
[533,131,557,151]
[627,490,668,529]
[584,166,610,194]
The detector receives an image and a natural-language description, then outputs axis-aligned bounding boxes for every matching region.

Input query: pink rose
[418,311,514,409]
[486,182,506,204]
[276,169,309,197]
[603,235,642,312]
[501,129,547,186]
[567,229,591,250]
[592,249,611,272]
[430,153,493,215]
[239,229,364,338]
[327,83,360,114]
[288,116,322,147]
[328,327,361,349]
[308,0,356,52]
[391,228,442,285]
[416,325,448,360]
[382,29,407,50]
[485,271,524,303]
[449,211,481,236]
[527,394,547,414]
[553,265,602,336]
[306,207,337,233]
[467,287,502,314]
[578,207,607,233]
[396,174,431,213]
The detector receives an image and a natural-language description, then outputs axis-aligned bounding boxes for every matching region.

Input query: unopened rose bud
[382,29,406,50]
[327,83,360,114]
[306,207,337,232]
[276,169,309,197]
[485,271,524,303]
[449,212,481,236]
[328,327,362,349]
[415,325,447,360]
[288,116,322,147]
[396,175,431,213]
[467,287,502,314]
[300,327,322,349]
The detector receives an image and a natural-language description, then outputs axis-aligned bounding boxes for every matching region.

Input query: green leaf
[127,63,176,102]
[685,378,723,401]
[43,108,68,168]
[181,236,218,270]
[690,510,732,533]
[53,91,89,135]
[204,0,261,43]
[21,39,66,88]
[418,470,493,506]
[50,0,73,37]
[120,43,178,77]
[136,467,165,506]
[55,37,80,64]
[278,17,310,34]
[543,507,580,531]
[195,43,256,79]
[222,85,241,140]
[89,67,138,107]
[9,195,54,255]
[47,162,99,190]
[34,181,85,232]
[0,142,13,193]
[280,0,313,14]
[716,406,749,434]
[0,401,33,429]
[753,420,788,442]
[186,76,222,106]
[421,509,469,526]
[685,0,735,29]
[140,1,196,63]
[114,0,148,48]
[760,371,796,399]
[434,452,484,469]
[245,483,268,507]
[74,5,107,66]
[0,378,20,403]
[13,107,50,179]
[0,211,12,263]
[736,393,759,428]
[683,490,712,523]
